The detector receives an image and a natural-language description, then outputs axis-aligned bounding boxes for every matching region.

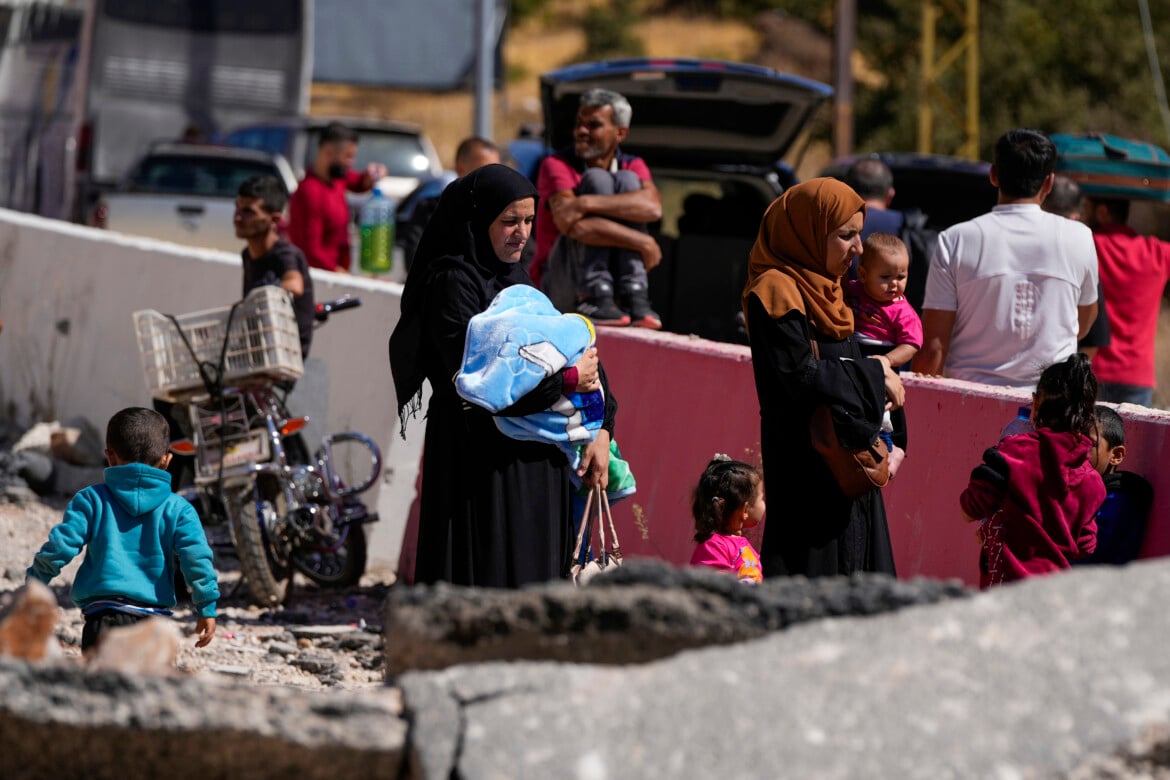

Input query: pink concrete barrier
[399,327,1170,588]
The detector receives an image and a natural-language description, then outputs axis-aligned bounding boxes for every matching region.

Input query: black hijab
[389,163,539,435]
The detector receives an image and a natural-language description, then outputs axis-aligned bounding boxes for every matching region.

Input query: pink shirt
[845,279,923,349]
[532,152,653,286]
[690,533,763,582]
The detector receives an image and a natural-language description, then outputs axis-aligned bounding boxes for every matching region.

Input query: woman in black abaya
[742,178,904,577]
[389,164,615,587]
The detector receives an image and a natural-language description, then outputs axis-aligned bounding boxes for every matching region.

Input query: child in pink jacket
[961,354,1104,588]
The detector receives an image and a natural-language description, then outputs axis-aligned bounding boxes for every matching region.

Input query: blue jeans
[576,168,649,294]
[1098,382,1155,407]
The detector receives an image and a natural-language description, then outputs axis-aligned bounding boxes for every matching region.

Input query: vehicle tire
[291,519,367,588]
[226,484,288,606]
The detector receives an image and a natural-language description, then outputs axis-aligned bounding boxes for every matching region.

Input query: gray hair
[580,88,632,128]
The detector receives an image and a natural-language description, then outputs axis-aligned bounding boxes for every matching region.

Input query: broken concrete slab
[0,657,407,780]
[398,560,1170,779]
[384,558,969,675]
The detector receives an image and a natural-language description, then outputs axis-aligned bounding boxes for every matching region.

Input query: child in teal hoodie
[27,407,219,653]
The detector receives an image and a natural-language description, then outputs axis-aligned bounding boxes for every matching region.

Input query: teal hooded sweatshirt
[27,463,219,618]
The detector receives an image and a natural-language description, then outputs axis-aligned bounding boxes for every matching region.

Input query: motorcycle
[137,290,382,606]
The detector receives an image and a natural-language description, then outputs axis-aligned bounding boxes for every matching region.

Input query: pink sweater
[961,428,1104,588]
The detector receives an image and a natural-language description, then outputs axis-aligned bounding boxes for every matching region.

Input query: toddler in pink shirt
[845,232,923,475]
[688,456,764,583]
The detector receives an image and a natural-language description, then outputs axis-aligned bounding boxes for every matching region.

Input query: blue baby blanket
[457,285,635,501]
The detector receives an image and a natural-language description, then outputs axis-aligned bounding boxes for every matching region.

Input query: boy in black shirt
[235,175,315,358]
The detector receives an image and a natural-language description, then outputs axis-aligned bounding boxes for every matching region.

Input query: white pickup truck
[100,143,299,253]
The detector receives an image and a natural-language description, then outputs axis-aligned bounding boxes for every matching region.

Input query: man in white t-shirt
[912,128,1098,387]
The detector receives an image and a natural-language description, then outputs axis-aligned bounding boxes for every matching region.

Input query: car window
[128,155,285,197]
[654,173,772,239]
[306,129,433,177]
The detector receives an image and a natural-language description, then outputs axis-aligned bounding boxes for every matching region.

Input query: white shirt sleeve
[1078,240,1099,307]
[922,230,958,312]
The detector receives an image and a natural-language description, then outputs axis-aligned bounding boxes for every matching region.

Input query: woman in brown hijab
[742,178,905,577]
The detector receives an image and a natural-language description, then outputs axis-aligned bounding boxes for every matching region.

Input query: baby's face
[858,248,909,303]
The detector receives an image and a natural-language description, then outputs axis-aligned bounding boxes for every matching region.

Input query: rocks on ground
[0,496,390,689]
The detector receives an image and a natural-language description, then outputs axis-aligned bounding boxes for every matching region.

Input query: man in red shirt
[288,122,385,272]
[533,89,663,328]
[1082,197,1170,406]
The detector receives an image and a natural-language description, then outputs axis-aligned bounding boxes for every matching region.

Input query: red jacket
[288,169,372,272]
[961,428,1104,589]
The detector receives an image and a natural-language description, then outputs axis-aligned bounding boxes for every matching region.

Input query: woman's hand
[578,429,611,489]
[871,354,905,411]
[574,347,600,392]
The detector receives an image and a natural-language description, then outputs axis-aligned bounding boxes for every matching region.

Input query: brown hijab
[741,177,865,340]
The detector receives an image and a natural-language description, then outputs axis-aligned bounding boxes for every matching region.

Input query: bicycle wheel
[226,484,289,606]
[291,515,367,588]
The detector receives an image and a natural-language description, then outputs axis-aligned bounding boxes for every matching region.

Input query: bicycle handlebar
[314,295,362,322]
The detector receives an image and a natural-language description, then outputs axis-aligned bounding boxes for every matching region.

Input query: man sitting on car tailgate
[533,89,663,329]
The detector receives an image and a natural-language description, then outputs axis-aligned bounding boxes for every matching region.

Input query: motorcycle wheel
[226,484,290,606]
[291,519,367,588]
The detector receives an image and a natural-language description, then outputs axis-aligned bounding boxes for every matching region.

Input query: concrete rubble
[87,617,183,677]
[0,579,60,661]
[383,558,970,674]
[0,657,407,779]
[398,560,1170,779]
[5,556,1170,778]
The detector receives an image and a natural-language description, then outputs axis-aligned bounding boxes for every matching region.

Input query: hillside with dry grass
[310,11,837,177]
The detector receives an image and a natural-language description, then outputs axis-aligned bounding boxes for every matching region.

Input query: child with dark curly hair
[960,354,1105,588]
[689,456,765,583]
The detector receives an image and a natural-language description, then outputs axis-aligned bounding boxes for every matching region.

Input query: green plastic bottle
[359,187,394,274]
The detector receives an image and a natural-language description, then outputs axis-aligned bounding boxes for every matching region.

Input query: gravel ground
[0,492,392,689]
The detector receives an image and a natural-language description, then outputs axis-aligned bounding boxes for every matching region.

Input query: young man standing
[533,89,663,328]
[913,128,1098,387]
[235,175,314,360]
[288,122,386,273]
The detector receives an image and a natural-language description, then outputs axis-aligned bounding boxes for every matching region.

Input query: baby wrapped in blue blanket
[456,285,636,502]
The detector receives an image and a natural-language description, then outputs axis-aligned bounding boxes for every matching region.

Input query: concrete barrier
[2,207,1166,587]
[0,209,422,575]
[593,327,1170,588]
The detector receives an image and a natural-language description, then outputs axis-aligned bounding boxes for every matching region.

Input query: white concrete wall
[0,209,421,576]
